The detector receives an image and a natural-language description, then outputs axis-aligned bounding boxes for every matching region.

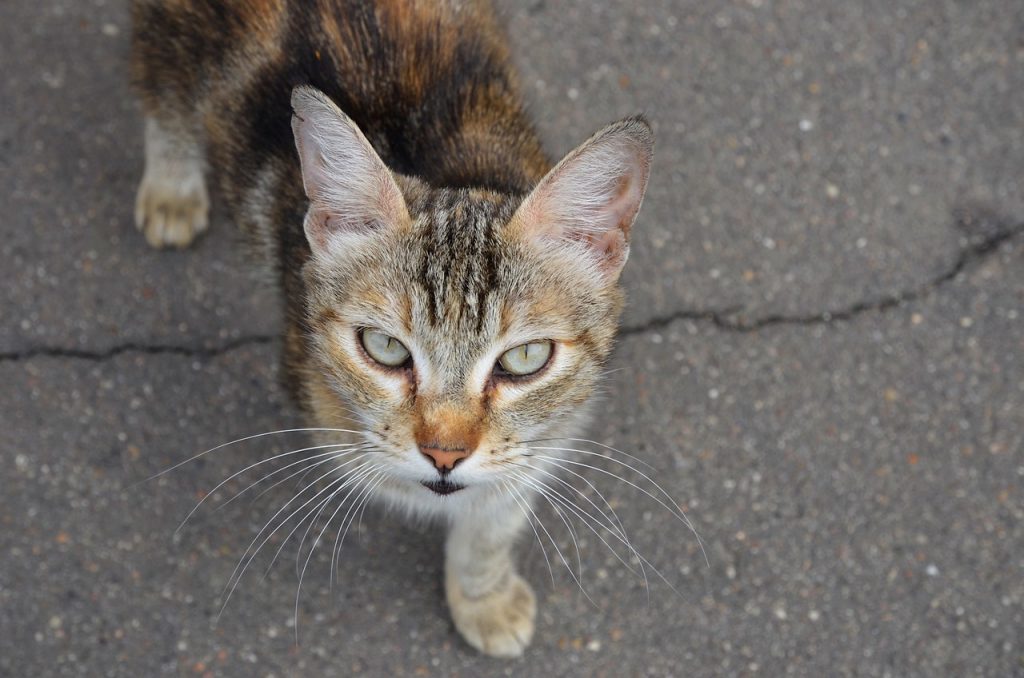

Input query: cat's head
[289,86,652,509]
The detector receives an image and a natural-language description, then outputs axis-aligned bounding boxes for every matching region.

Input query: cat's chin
[421,479,466,496]
[371,474,517,520]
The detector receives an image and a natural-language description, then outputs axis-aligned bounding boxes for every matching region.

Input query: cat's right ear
[508,117,653,284]
[291,86,409,254]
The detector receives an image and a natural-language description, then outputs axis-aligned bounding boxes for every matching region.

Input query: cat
[131,0,652,657]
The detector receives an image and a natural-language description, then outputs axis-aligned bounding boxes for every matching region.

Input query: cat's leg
[445,502,536,657]
[134,116,210,248]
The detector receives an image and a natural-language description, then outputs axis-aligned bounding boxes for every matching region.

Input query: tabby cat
[131,0,652,657]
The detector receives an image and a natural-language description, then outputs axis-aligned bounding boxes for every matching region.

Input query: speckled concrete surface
[1,1,1021,677]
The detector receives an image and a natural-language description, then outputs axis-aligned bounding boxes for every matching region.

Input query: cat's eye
[360,329,411,367]
[496,341,553,377]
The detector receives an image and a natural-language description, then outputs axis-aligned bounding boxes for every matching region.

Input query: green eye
[361,329,411,367]
[497,341,553,377]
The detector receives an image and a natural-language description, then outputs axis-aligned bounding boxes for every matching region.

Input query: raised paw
[134,162,209,249]
[134,117,209,249]
[446,571,536,658]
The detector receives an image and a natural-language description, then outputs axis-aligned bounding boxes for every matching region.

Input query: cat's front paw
[446,571,536,658]
[134,160,209,249]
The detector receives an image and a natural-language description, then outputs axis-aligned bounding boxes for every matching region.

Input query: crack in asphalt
[1,215,1020,364]
[621,216,1024,336]
[0,334,275,364]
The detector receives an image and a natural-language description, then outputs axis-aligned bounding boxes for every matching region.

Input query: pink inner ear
[304,210,333,250]
[590,228,628,268]
[606,174,639,235]
[304,209,380,251]
[292,89,411,254]
[510,119,652,281]
[532,171,639,243]
[325,211,387,234]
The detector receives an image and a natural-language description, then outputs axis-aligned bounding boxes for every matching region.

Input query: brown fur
[132,0,553,409]
[130,0,653,658]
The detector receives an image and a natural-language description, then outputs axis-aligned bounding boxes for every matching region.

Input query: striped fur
[131,0,652,657]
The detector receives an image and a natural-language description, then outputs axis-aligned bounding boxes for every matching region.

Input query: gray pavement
[1,1,1022,676]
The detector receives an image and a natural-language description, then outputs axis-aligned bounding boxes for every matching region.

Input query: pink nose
[419,445,470,472]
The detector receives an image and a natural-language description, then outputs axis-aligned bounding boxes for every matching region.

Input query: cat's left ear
[509,117,653,282]
[291,86,410,255]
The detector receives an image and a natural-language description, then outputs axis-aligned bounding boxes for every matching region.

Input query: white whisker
[144,427,372,483]
[528,449,708,567]
[175,442,368,533]
[330,472,388,590]
[512,470,641,579]
[295,469,386,643]
[295,463,383,577]
[514,473,584,584]
[217,460,373,619]
[507,482,594,605]
[259,461,379,582]
[512,469,683,598]
[353,472,383,540]
[513,461,650,596]
[242,444,375,507]
[520,438,655,471]
[502,480,556,589]
[292,463,380,577]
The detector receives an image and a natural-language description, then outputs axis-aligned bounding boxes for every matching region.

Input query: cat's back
[131,0,536,183]
[132,0,508,96]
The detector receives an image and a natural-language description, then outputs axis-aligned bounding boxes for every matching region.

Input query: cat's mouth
[421,479,465,496]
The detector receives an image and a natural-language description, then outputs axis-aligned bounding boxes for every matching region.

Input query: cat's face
[301,186,622,500]
[290,87,652,510]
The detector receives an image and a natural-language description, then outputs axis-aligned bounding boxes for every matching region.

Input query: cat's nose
[419,444,470,473]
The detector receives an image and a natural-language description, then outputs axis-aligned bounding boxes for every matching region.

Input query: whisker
[295,469,385,643]
[353,471,384,540]
[250,465,370,587]
[514,473,584,584]
[519,438,656,471]
[511,470,641,579]
[242,444,375,507]
[279,484,350,581]
[175,442,368,533]
[217,460,373,619]
[295,463,383,578]
[555,493,584,585]
[292,463,381,577]
[143,427,372,483]
[507,482,594,606]
[511,469,682,598]
[501,480,556,589]
[264,461,327,505]
[528,449,708,567]
[258,461,379,583]
[330,472,389,590]
[512,461,650,596]
[516,461,630,546]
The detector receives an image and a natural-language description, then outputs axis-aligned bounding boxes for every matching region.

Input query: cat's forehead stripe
[416,190,512,332]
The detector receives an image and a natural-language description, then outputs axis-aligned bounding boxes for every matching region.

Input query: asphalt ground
[1,1,1022,676]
